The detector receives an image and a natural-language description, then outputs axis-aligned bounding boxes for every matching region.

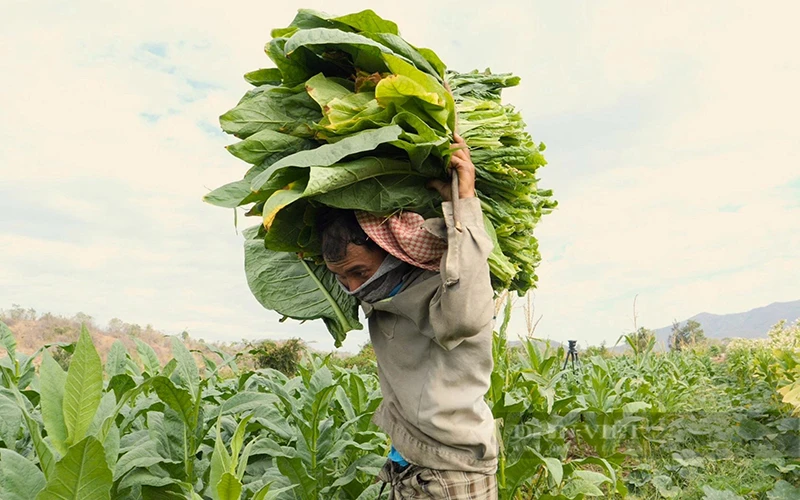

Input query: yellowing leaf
[375,74,443,108]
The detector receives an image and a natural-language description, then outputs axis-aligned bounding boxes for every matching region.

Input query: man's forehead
[326,257,361,273]
[325,244,381,272]
[326,245,362,268]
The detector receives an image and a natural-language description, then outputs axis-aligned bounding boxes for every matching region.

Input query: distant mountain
[0,308,251,369]
[652,300,800,346]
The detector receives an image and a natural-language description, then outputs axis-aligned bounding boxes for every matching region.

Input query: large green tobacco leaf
[261,156,420,232]
[259,158,438,253]
[36,436,113,500]
[0,321,17,362]
[229,415,253,474]
[280,371,339,478]
[377,74,442,108]
[251,125,404,191]
[503,448,547,497]
[328,9,399,35]
[377,53,453,133]
[170,336,200,397]
[244,241,360,346]
[284,28,395,74]
[303,157,419,197]
[274,9,399,38]
[88,393,120,466]
[559,477,604,498]
[330,454,386,490]
[100,430,120,477]
[217,473,242,500]
[243,68,282,86]
[273,8,439,77]
[149,410,185,464]
[219,88,321,139]
[118,469,180,494]
[151,376,195,426]
[105,341,129,378]
[311,174,439,214]
[266,38,323,88]
[416,47,447,78]
[271,10,330,37]
[226,129,316,166]
[118,362,147,392]
[208,419,232,500]
[267,31,368,85]
[0,449,47,500]
[205,147,315,210]
[260,185,306,231]
[134,339,161,377]
[218,391,280,416]
[324,94,391,132]
[203,179,255,209]
[304,74,441,139]
[40,351,68,455]
[305,72,353,109]
[62,326,103,447]
[306,70,453,145]
[113,441,167,482]
[262,197,318,253]
[11,387,57,479]
[0,392,23,448]
[362,33,441,80]
[276,456,316,500]
[263,162,439,255]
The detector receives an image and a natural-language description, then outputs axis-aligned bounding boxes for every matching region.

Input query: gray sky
[2,0,798,352]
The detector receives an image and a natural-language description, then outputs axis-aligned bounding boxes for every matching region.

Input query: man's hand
[428,133,476,201]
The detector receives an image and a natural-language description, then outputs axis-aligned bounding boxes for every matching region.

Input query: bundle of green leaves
[205,9,555,346]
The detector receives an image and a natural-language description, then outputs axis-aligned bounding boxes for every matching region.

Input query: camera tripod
[562,340,580,372]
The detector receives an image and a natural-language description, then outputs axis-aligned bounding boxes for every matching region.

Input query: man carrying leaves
[317,135,498,499]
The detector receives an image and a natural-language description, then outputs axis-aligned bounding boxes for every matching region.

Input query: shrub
[247,338,305,376]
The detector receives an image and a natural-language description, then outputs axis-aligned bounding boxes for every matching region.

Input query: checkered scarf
[355,211,447,271]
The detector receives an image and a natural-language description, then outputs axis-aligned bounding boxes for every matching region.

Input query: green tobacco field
[0,311,798,499]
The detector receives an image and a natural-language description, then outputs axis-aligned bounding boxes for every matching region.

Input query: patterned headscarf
[355,211,447,271]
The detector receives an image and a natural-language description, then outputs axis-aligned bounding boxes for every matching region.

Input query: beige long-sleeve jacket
[361,197,498,474]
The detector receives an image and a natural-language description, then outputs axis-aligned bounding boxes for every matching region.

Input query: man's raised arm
[426,134,496,350]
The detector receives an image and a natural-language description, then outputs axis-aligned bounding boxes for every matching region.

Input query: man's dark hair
[316,208,378,262]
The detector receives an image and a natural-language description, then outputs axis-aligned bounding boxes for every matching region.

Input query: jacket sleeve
[427,197,496,350]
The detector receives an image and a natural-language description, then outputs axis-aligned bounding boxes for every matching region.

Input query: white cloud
[1,0,798,353]
[531,141,800,346]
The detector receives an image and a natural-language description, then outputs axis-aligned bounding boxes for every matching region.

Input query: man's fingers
[440,133,475,200]
[453,147,470,162]
[449,154,471,172]
[449,134,471,162]
[426,179,451,201]
[448,147,470,169]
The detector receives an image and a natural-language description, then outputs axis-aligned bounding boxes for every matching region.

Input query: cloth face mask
[339,254,411,303]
